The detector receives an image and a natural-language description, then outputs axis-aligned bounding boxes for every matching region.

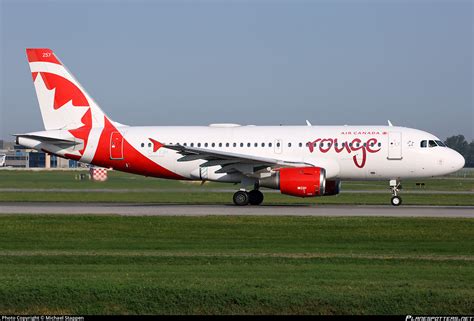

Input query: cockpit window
[420,140,427,148]
[435,140,446,147]
[428,140,437,147]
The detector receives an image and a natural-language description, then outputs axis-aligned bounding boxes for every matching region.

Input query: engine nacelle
[259,167,326,197]
[324,179,341,196]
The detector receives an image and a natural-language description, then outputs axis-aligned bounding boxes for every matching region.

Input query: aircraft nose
[450,149,465,172]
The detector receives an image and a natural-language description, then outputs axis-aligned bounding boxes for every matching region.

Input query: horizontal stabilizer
[14,134,78,146]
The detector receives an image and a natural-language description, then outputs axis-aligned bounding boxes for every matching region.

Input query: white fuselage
[105,124,464,182]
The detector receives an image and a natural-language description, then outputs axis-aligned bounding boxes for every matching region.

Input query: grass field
[0,215,472,315]
[0,170,473,205]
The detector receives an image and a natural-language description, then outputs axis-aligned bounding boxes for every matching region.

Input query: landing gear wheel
[248,190,264,205]
[233,191,249,206]
[391,196,402,206]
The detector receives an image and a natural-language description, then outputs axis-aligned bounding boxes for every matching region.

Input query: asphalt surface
[0,203,473,217]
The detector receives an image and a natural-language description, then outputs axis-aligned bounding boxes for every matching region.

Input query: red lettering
[366,138,381,153]
[307,137,381,168]
[319,138,333,153]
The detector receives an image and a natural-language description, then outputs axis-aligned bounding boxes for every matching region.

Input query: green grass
[0,215,472,314]
[0,170,473,205]
[0,170,473,191]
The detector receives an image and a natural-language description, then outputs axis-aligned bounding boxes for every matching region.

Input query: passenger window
[233,143,236,147]
[240,143,244,147]
[254,143,258,147]
[269,143,272,147]
[247,143,251,147]
[429,140,437,147]
[141,143,144,148]
[261,143,265,147]
[148,143,152,147]
[198,143,201,147]
[276,142,281,147]
[191,143,194,147]
[205,143,208,147]
[218,143,222,147]
[183,143,187,146]
[378,142,381,147]
[288,143,291,147]
[299,143,302,147]
[420,141,427,148]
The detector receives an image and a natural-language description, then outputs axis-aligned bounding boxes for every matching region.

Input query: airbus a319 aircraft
[17,48,465,206]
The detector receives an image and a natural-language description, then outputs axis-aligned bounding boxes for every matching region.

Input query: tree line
[445,135,474,168]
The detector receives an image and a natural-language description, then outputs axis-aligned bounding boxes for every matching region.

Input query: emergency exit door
[387,132,402,160]
[110,132,124,159]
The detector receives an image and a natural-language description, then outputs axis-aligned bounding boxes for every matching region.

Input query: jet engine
[259,167,326,197]
[324,179,341,196]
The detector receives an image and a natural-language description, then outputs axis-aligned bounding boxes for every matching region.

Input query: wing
[164,144,311,176]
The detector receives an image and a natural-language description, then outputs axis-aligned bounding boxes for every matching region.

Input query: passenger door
[387,132,402,160]
[110,132,124,160]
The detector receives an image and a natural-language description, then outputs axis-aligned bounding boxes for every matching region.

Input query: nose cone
[450,149,465,172]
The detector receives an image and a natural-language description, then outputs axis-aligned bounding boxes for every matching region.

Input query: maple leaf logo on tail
[26,48,114,160]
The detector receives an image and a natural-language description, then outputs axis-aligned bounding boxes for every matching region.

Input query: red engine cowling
[324,180,341,196]
[259,167,326,197]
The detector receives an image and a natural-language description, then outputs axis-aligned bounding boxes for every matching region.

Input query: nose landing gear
[389,179,402,206]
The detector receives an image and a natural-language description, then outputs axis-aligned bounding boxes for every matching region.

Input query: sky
[0,0,472,141]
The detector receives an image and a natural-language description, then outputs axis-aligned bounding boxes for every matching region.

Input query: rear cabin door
[387,132,402,160]
[110,132,124,160]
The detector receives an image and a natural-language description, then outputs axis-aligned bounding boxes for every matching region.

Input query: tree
[467,141,474,168]
[444,135,473,168]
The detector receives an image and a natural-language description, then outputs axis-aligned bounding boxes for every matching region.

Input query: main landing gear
[233,189,264,206]
[389,179,402,206]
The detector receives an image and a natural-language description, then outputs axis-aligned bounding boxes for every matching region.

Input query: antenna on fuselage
[387,120,394,126]
[305,120,312,126]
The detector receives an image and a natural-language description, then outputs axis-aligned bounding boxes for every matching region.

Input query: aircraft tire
[391,196,402,206]
[233,191,249,206]
[248,190,264,205]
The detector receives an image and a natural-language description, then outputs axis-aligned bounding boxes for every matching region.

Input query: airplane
[16,48,465,206]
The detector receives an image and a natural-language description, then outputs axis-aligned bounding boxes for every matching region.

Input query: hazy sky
[1,0,472,141]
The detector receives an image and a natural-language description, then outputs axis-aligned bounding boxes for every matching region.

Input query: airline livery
[17,48,465,206]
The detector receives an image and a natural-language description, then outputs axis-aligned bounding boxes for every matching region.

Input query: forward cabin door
[110,132,124,160]
[387,132,402,160]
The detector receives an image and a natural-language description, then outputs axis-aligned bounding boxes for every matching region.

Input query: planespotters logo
[406,316,474,321]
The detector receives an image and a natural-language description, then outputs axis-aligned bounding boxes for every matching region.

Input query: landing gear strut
[389,179,402,206]
[233,189,264,206]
